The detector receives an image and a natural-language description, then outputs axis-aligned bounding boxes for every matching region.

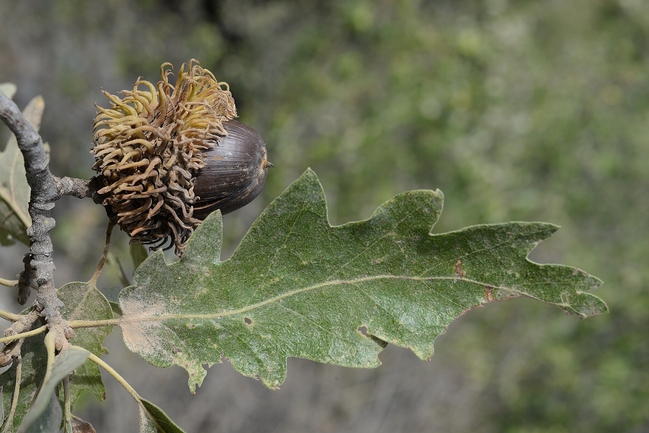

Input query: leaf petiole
[90,221,115,286]
[82,349,181,432]
[0,278,18,288]
[0,310,21,322]
[67,318,120,329]
[81,346,156,418]
[0,325,47,344]
[83,348,142,406]
[42,331,56,386]
[1,354,22,433]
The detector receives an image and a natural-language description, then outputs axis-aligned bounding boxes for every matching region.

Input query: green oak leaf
[0,94,44,246]
[59,281,114,405]
[118,169,607,391]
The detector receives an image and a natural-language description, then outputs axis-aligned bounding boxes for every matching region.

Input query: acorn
[90,60,271,255]
[193,120,272,219]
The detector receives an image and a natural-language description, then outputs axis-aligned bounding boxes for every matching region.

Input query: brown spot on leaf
[484,286,495,302]
[454,260,465,278]
[244,317,253,326]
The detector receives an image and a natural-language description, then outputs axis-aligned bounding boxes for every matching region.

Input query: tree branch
[0,91,78,348]
[56,176,94,199]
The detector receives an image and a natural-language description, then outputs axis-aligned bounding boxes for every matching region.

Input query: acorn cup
[90,60,271,255]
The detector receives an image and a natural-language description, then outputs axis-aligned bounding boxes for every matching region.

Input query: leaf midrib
[120,274,517,325]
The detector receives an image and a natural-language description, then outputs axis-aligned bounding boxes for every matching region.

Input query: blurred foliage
[1,0,648,431]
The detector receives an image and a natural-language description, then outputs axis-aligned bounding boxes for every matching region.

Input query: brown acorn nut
[193,120,272,219]
[91,60,270,255]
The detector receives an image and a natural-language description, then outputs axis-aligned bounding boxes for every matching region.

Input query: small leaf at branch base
[119,169,607,391]
[59,281,114,406]
[17,347,89,433]
[0,95,44,246]
[0,83,17,99]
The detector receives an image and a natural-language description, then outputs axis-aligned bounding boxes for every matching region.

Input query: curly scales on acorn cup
[91,60,272,255]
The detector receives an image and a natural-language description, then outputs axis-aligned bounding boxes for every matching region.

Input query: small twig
[55,176,94,199]
[17,253,33,305]
[90,221,115,286]
[1,295,40,370]
[0,310,42,367]
[3,309,39,335]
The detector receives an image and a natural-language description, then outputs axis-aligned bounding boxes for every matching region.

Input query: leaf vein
[263,205,309,291]
[275,301,360,348]
[351,282,407,330]
[332,202,428,277]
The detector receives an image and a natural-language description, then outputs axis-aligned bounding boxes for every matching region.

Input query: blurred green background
[1,0,648,432]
